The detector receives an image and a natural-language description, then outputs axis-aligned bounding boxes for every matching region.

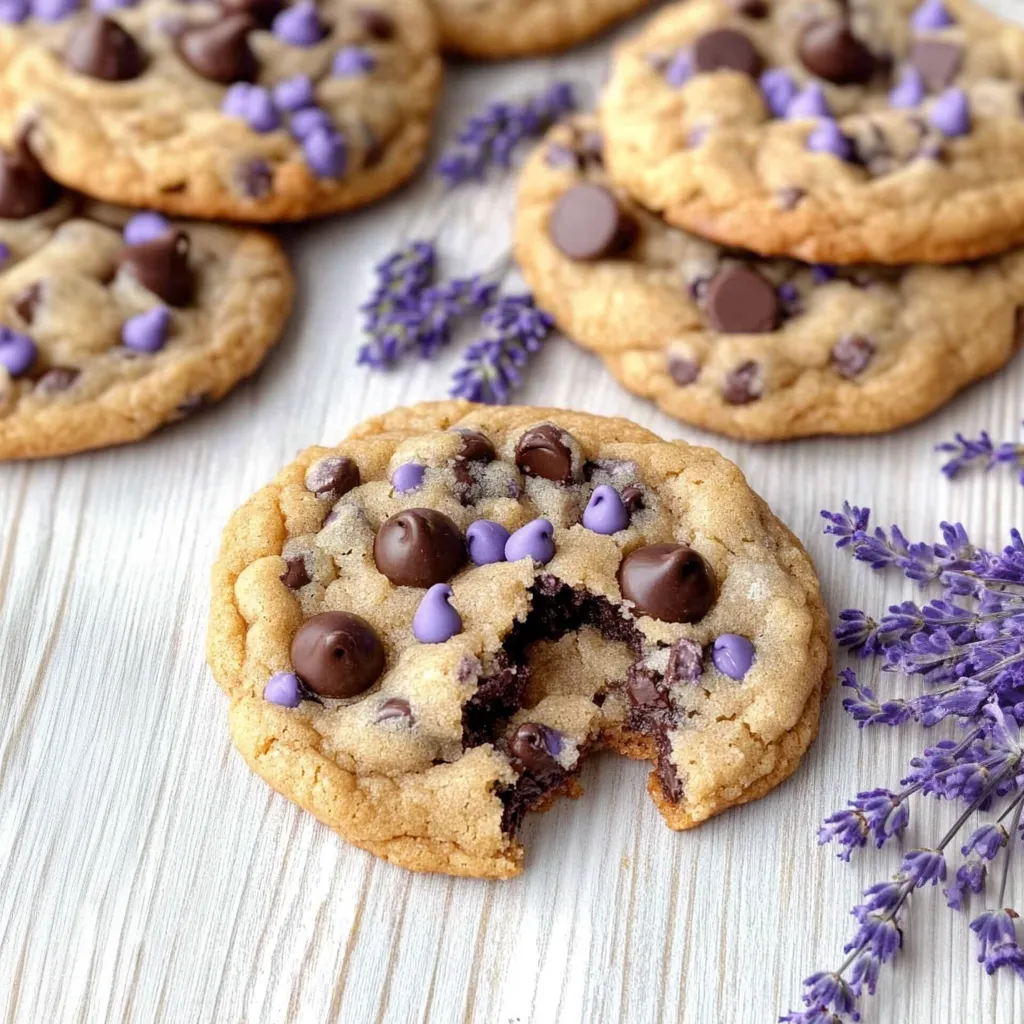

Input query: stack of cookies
[515,0,1024,440]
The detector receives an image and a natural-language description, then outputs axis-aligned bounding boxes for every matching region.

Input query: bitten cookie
[514,118,1024,441]
[208,401,830,878]
[0,139,293,458]
[429,0,651,59]
[600,0,1024,265]
[0,0,441,221]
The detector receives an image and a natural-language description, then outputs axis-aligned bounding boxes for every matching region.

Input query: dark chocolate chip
[280,556,310,590]
[909,39,963,92]
[373,508,466,588]
[730,0,768,16]
[722,360,763,404]
[119,230,194,307]
[376,697,413,725]
[508,723,561,775]
[777,186,807,210]
[0,139,56,220]
[453,428,495,463]
[354,5,394,39]
[548,183,637,262]
[36,366,80,393]
[175,393,210,419]
[627,670,672,711]
[692,27,763,77]
[451,461,478,506]
[798,19,876,85]
[515,424,575,483]
[618,544,716,624]
[290,611,385,699]
[621,485,644,515]
[219,0,283,29]
[668,354,700,386]
[235,157,273,199]
[65,15,147,82]
[176,14,258,84]
[665,638,704,686]
[306,455,360,500]
[705,266,779,334]
[831,334,875,378]
[655,731,683,803]
[12,281,41,324]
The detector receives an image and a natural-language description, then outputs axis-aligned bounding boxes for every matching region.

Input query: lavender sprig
[783,510,1024,1022]
[436,82,577,187]
[937,422,1024,486]
[449,295,553,404]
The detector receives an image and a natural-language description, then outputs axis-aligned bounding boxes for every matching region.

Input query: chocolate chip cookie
[429,0,651,59]
[208,401,830,878]
[515,118,1024,441]
[600,0,1024,264]
[0,0,441,220]
[0,139,293,458]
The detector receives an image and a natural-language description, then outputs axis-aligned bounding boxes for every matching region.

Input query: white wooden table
[3,5,1024,1021]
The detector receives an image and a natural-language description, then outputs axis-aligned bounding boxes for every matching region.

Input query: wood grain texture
[2,4,1024,1020]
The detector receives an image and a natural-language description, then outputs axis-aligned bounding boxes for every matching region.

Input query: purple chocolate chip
[264,671,302,707]
[545,142,578,169]
[0,242,11,268]
[392,462,425,493]
[273,74,315,111]
[759,68,797,118]
[0,328,36,377]
[122,307,171,353]
[303,127,346,178]
[93,0,137,10]
[272,1,325,46]
[929,87,970,137]
[0,0,29,23]
[332,45,375,76]
[889,66,926,109]
[664,50,692,87]
[712,634,755,680]
[811,264,838,285]
[910,0,954,31]
[289,106,333,140]
[505,519,555,565]
[123,211,170,246]
[778,281,801,314]
[786,83,830,120]
[582,485,629,535]
[807,118,853,160]
[222,83,253,118]
[31,0,77,22]
[412,584,462,644]
[245,87,281,133]
[466,520,510,566]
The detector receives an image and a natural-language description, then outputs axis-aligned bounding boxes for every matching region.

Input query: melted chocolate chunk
[306,455,360,500]
[654,731,684,803]
[12,281,41,324]
[508,723,562,775]
[280,556,310,590]
[453,428,495,463]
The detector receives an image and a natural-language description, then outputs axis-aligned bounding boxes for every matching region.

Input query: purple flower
[801,974,859,1019]
[437,82,576,187]
[961,823,1008,861]
[937,423,1024,487]
[970,910,1024,977]
[900,848,947,887]
[945,858,986,911]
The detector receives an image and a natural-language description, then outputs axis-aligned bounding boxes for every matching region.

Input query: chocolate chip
[0,140,56,220]
[175,393,210,419]
[621,485,644,515]
[627,669,671,711]
[354,5,394,39]
[376,697,413,725]
[798,19,876,85]
[36,366,79,393]
[176,14,258,84]
[655,732,683,803]
[777,186,806,210]
[453,428,495,463]
[373,508,466,588]
[668,354,699,386]
[290,611,385,699]
[219,0,283,29]
[120,230,194,307]
[12,281,41,324]
[618,544,716,623]
[65,15,147,81]
[234,157,273,199]
[705,266,779,334]
[280,557,310,590]
[508,723,561,775]
[909,40,963,92]
[548,183,637,262]
[730,0,768,15]
[576,129,604,167]
[831,334,875,378]
[515,424,575,483]
[306,455,360,500]
[665,638,703,686]
[722,361,763,404]
[692,28,763,77]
